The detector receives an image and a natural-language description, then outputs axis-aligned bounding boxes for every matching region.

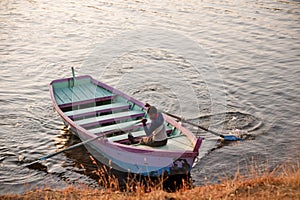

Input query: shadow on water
[22,126,192,192]
[21,111,263,191]
[26,162,48,172]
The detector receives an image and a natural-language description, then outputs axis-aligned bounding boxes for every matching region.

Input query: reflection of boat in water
[56,128,193,191]
[49,73,202,177]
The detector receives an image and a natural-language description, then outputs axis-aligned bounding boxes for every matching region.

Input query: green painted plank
[54,93,64,105]
[65,102,129,117]
[52,77,91,89]
[155,137,193,151]
[69,87,88,101]
[81,84,109,99]
[138,135,194,151]
[89,119,143,134]
[95,122,172,137]
[62,88,81,102]
[171,136,193,147]
[107,126,175,142]
[131,134,193,151]
[95,85,112,97]
[55,88,72,103]
[75,84,97,99]
[77,85,94,99]
[108,130,145,142]
[75,110,144,126]
[84,83,97,91]
[99,86,112,96]
[82,84,97,95]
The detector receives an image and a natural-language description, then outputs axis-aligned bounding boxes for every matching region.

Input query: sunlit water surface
[0,0,299,194]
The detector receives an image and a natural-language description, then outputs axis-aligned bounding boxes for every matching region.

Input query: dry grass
[1,162,300,200]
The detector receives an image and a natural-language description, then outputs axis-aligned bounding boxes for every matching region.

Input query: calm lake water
[1,0,299,194]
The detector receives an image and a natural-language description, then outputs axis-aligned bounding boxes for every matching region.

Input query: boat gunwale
[49,75,201,157]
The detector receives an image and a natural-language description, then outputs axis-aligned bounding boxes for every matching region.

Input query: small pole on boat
[71,67,76,87]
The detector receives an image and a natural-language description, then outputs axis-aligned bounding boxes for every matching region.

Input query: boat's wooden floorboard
[76,85,94,99]
[88,119,144,134]
[59,95,115,109]
[69,87,89,100]
[132,133,193,151]
[108,130,146,142]
[75,110,145,127]
[106,125,172,141]
[170,136,193,147]
[107,129,193,151]
[139,135,193,151]
[54,83,113,105]
[56,88,72,103]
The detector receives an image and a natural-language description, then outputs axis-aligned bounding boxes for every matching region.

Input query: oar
[24,120,142,167]
[162,111,243,141]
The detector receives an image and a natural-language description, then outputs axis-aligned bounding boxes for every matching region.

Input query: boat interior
[52,77,194,151]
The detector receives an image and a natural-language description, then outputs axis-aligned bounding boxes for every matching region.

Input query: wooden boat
[49,74,202,176]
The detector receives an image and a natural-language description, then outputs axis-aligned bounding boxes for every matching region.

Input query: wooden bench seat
[88,119,146,135]
[58,95,115,109]
[75,110,145,128]
[65,102,130,119]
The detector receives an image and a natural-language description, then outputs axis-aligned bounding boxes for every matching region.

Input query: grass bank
[1,162,299,200]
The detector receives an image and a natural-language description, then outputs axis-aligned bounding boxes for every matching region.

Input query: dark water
[1,0,300,195]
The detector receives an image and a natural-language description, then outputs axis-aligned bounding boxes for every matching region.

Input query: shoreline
[1,162,299,200]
